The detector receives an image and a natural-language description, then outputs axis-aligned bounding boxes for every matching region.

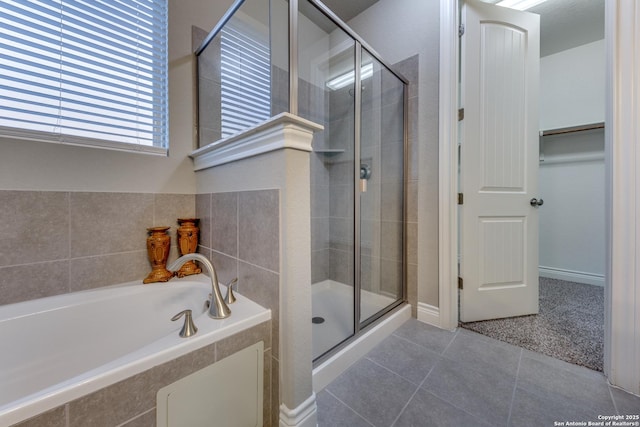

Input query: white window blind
[0,0,168,152]
[220,17,270,138]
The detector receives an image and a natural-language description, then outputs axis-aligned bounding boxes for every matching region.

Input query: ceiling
[319,0,380,22]
[320,0,604,57]
[483,0,604,56]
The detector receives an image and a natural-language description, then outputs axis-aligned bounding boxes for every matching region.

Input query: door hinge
[458,277,463,289]
[458,24,465,37]
[458,193,463,205]
[458,108,464,121]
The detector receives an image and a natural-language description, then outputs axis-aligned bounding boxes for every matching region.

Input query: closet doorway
[458,0,605,371]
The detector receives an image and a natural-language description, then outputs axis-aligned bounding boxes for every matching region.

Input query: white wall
[539,39,606,285]
[540,39,605,130]
[539,132,605,285]
[0,0,235,193]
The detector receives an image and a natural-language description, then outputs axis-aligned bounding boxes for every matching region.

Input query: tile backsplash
[196,188,280,427]
[0,190,195,306]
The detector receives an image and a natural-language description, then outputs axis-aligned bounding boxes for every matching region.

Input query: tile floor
[316,319,640,427]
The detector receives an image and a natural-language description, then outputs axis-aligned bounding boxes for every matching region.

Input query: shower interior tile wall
[196,189,280,427]
[308,54,419,313]
[0,190,195,306]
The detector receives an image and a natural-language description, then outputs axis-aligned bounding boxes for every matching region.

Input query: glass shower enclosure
[296,0,407,360]
[195,0,407,362]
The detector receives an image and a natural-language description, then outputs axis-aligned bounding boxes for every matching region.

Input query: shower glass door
[300,0,406,361]
[358,49,405,326]
[298,0,357,359]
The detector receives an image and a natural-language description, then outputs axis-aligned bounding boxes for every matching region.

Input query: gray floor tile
[509,386,601,427]
[393,388,492,427]
[422,356,516,426]
[517,354,615,414]
[443,328,522,376]
[316,318,638,426]
[393,319,456,354]
[610,386,640,415]
[366,334,442,385]
[326,358,418,427]
[521,349,604,381]
[316,390,373,427]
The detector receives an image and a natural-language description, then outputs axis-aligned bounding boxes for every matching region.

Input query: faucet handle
[171,309,198,338]
[224,277,238,304]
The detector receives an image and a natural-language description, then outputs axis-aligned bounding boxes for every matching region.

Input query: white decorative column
[605,1,640,396]
[191,113,324,426]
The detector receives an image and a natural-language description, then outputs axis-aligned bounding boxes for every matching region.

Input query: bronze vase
[143,226,173,284]
[176,218,202,278]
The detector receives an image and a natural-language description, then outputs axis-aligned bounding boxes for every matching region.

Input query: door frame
[438,0,640,394]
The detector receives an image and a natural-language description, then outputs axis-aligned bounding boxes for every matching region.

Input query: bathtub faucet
[167,253,231,319]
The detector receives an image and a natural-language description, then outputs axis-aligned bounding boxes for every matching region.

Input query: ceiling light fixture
[326,62,374,90]
[495,0,547,11]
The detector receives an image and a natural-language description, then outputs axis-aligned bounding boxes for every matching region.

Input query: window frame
[0,0,169,155]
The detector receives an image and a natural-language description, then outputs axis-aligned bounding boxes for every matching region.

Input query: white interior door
[460,0,540,322]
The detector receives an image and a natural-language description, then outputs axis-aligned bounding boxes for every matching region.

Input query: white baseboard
[279,394,317,427]
[417,302,441,328]
[539,266,605,287]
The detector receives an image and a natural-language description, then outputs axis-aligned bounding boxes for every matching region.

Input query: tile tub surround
[196,188,281,427]
[0,190,195,306]
[13,320,272,427]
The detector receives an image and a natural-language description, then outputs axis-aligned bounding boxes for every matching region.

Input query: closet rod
[540,122,605,137]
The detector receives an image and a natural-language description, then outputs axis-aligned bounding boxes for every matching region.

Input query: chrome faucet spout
[167,253,231,319]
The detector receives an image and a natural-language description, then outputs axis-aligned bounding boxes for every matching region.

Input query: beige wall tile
[0,191,69,266]
[238,262,278,358]
[216,320,271,361]
[117,408,155,427]
[70,193,154,257]
[238,190,279,272]
[0,261,69,305]
[152,193,196,230]
[210,250,238,285]
[195,194,211,249]
[69,251,148,292]
[211,192,238,257]
[13,406,66,427]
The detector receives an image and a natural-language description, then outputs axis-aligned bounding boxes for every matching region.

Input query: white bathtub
[0,274,271,426]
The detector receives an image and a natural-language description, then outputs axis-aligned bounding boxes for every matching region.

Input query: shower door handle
[360,178,367,193]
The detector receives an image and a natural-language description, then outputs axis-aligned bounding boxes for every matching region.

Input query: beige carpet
[460,277,604,371]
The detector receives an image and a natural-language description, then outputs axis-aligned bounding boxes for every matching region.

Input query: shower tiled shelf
[314,148,346,156]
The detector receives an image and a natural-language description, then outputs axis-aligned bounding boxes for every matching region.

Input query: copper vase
[176,218,202,278]
[143,226,173,284]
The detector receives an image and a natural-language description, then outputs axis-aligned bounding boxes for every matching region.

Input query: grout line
[440,327,460,355]
[390,364,436,427]
[506,348,524,427]
[324,389,376,427]
[422,388,491,426]
[384,332,444,358]
[114,407,155,427]
[364,357,420,387]
[67,192,71,293]
[235,192,239,270]
[607,384,620,415]
[236,256,280,276]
